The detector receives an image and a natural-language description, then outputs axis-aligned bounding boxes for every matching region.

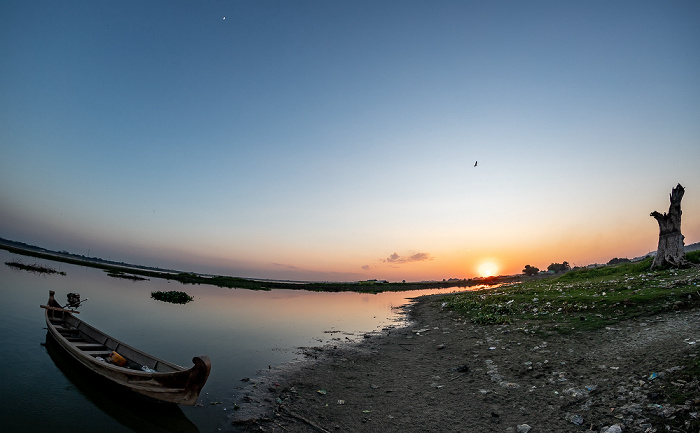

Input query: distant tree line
[548,262,570,273]
[523,257,643,277]
[607,257,631,265]
[523,261,571,276]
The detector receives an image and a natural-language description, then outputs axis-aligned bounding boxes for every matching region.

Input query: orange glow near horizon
[478,261,498,278]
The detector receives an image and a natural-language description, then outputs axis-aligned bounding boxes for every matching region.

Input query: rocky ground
[228,295,700,433]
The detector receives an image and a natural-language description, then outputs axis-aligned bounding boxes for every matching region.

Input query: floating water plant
[106,270,148,281]
[4,260,66,276]
[151,290,193,304]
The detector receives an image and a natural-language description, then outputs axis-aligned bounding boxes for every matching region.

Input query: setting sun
[478,261,498,277]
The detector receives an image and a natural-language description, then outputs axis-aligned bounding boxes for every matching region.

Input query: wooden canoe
[42,290,211,406]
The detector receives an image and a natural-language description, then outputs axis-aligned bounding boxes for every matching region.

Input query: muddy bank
[227,294,700,432]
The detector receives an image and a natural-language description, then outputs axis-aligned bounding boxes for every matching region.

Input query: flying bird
[474,161,478,167]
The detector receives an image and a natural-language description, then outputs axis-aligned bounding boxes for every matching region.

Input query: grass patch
[151,290,194,304]
[443,257,700,331]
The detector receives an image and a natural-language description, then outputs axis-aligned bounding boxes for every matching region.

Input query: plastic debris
[570,414,584,425]
[648,372,658,380]
[563,388,588,398]
[141,365,156,373]
[337,400,345,405]
[317,389,327,395]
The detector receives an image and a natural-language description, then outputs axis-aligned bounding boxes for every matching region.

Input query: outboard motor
[66,293,82,309]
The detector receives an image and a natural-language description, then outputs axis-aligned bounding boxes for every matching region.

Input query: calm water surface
[0,250,475,432]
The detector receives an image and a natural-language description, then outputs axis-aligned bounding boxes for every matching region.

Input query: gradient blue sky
[2,1,699,281]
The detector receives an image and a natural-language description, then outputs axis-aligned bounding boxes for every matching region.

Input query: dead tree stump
[650,183,687,270]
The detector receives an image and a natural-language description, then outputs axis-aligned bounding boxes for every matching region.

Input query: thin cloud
[384,252,432,264]
[272,263,300,270]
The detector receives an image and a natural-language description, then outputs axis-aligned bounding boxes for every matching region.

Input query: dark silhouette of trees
[547,262,571,273]
[522,265,539,276]
[607,257,631,265]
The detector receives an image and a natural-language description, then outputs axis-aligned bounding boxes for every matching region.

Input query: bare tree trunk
[650,183,687,270]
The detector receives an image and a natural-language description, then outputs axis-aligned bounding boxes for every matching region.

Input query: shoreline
[0,239,520,292]
[229,294,700,432]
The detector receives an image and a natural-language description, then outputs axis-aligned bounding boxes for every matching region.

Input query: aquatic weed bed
[444,255,700,332]
[4,260,66,276]
[106,270,149,281]
[150,290,194,304]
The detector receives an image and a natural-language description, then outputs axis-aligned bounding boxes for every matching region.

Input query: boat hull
[43,291,210,405]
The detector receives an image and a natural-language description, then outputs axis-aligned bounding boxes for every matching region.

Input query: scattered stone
[453,364,469,373]
[230,285,700,433]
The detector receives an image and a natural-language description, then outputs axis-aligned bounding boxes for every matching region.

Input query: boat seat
[83,351,113,357]
[75,343,108,350]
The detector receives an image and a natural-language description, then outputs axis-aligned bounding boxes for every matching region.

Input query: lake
[0,249,476,432]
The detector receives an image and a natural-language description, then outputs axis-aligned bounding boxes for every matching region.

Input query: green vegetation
[4,260,66,276]
[151,290,194,304]
[444,257,700,332]
[106,270,149,281]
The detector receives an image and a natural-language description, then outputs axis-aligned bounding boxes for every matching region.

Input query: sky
[1,1,699,282]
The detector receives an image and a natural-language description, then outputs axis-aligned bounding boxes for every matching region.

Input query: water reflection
[1,249,482,432]
[43,334,200,433]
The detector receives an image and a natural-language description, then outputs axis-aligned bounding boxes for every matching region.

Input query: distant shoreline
[0,237,520,293]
